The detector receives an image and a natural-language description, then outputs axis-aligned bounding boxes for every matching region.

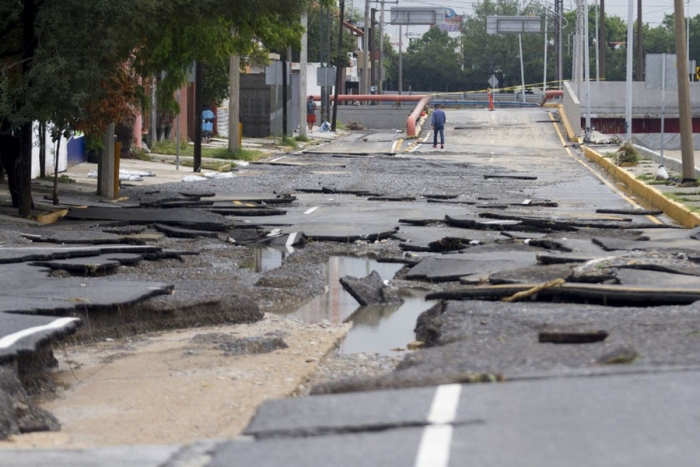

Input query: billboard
[440,8,462,33]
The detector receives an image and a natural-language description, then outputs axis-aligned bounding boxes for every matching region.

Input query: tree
[403,27,465,92]
[0,0,308,216]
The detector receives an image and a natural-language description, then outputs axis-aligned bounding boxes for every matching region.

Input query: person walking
[307,96,317,132]
[430,103,446,149]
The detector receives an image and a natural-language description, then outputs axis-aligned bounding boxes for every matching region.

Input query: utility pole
[398,24,403,95]
[636,0,642,80]
[584,0,592,142]
[149,77,157,147]
[600,0,606,80]
[228,52,240,152]
[624,0,634,142]
[193,61,203,172]
[674,0,696,182]
[332,0,345,131]
[299,11,308,138]
[282,49,288,137]
[371,8,377,91]
[362,0,370,96]
[556,0,563,89]
[595,0,600,81]
[379,0,385,94]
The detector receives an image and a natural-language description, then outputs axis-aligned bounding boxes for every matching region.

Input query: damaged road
[2,107,700,466]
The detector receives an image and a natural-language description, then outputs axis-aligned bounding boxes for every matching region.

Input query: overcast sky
[353,0,692,27]
[354,0,692,49]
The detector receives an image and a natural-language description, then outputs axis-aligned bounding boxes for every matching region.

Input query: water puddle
[273,255,435,356]
[338,289,434,355]
[250,246,287,273]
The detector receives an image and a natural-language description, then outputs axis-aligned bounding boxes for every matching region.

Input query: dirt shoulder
[0,314,350,448]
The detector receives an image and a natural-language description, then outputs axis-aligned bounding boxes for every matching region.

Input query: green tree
[403,27,465,92]
[0,0,308,217]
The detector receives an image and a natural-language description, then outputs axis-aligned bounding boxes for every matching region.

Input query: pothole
[272,256,434,355]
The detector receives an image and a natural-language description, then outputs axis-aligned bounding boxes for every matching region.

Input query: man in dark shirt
[430,103,446,149]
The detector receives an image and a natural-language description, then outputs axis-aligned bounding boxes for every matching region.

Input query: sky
[350,0,696,49]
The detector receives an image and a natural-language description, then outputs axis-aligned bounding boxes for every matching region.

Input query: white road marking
[391,140,399,153]
[414,384,462,467]
[410,132,432,153]
[0,317,79,350]
[269,156,287,162]
[304,206,319,215]
[285,232,297,248]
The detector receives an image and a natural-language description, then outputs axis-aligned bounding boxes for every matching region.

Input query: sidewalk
[583,144,700,228]
[0,131,342,217]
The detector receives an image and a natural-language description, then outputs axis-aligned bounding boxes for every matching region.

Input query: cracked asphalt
[3,107,700,466]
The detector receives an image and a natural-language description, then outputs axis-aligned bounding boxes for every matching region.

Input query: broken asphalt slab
[311,299,700,395]
[5,371,700,466]
[65,207,231,231]
[405,250,538,282]
[339,270,402,306]
[0,314,80,364]
[229,371,700,467]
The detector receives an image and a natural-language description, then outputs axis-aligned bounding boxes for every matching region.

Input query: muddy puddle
[255,249,435,355]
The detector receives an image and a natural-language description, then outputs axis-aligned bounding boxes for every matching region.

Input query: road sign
[488,75,498,88]
[390,7,446,26]
[316,67,337,87]
[645,54,677,90]
[487,16,541,35]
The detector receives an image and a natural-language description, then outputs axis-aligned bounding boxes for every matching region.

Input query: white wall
[31,122,68,179]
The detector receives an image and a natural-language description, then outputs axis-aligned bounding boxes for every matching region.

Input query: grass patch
[151,140,264,162]
[295,135,309,143]
[130,149,153,161]
[636,173,654,181]
[40,174,76,183]
[614,142,640,165]
[177,159,231,171]
[152,140,191,156]
[335,121,347,131]
[280,136,298,149]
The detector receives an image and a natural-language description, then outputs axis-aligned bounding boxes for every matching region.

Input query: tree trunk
[193,61,203,172]
[52,131,61,205]
[18,0,37,218]
[39,121,46,178]
[115,117,135,157]
[17,122,33,217]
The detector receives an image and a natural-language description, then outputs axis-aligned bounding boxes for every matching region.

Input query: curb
[558,105,579,143]
[583,145,700,228]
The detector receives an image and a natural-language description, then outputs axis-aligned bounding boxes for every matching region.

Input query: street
[2,106,700,466]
